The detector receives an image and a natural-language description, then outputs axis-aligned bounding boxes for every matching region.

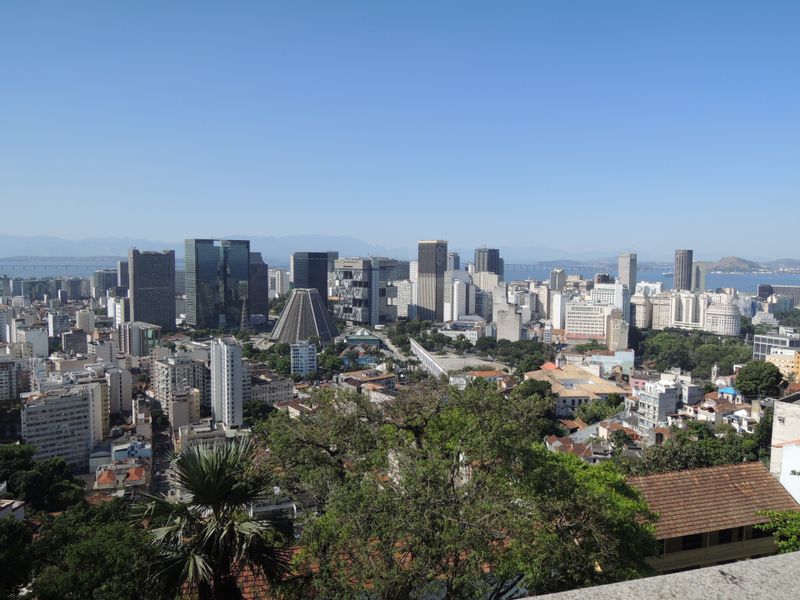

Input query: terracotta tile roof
[628,462,799,540]
[541,362,560,370]
[126,466,145,482]
[467,370,505,378]
[96,470,116,485]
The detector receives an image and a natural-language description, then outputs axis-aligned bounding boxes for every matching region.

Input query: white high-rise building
[549,291,567,329]
[268,268,291,299]
[21,385,103,471]
[0,307,13,343]
[290,340,318,376]
[210,338,243,428]
[635,281,663,297]
[565,300,612,341]
[630,294,653,329]
[591,282,631,323]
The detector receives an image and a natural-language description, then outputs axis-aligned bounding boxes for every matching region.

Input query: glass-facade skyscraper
[185,239,251,329]
[292,252,330,306]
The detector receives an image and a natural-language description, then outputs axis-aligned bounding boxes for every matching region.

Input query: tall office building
[417,240,448,321]
[92,269,117,299]
[474,247,502,277]
[447,252,461,271]
[333,257,405,325]
[117,261,129,290]
[129,249,176,331]
[249,252,269,318]
[674,249,693,291]
[292,252,329,305]
[210,338,243,428]
[691,263,707,293]
[550,268,567,292]
[617,253,637,293]
[326,251,339,273]
[185,239,251,329]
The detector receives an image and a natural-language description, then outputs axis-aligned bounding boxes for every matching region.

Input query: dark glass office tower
[185,239,251,328]
[674,249,693,291]
[249,252,269,317]
[129,249,176,331]
[292,252,329,305]
[474,247,503,277]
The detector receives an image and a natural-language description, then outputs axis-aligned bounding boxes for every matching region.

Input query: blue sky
[1,1,798,260]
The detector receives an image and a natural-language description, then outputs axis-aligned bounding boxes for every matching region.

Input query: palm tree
[138,438,290,600]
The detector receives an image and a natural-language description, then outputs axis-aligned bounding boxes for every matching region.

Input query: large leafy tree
[757,511,800,553]
[138,439,289,600]
[574,393,624,425]
[735,360,784,397]
[0,445,84,511]
[624,424,759,475]
[30,501,160,600]
[265,381,655,598]
[0,516,33,599]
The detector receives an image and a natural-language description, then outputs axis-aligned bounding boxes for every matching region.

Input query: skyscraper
[474,247,502,277]
[185,239,251,329]
[692,263,707,292]
[447,252,460,271]
[617,253,637,293]
[210,337,243,428]
[92,269,117,299]
[116,261,129,291]
[417,240,448,321]
[249,252,269,318]
[292,252,329,305]
[128,249,176,331]
[550,268,567,292]
[674,249,693,291]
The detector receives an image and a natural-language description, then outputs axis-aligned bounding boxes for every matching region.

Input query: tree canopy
[735,360,784,397]
[620,422,764,476]
[30,501,161,600]
[637,330,751,378]
[574,393,624,425]
[0,445,84,512]
[260,382,655,598]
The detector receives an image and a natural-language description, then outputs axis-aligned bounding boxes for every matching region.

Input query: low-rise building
[524,362,628,418]
[628,462,799,573]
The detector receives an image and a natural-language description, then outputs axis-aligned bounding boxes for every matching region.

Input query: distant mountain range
[0,234,797,270]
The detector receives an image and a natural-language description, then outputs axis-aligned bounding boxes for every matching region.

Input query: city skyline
[2,2,799,256]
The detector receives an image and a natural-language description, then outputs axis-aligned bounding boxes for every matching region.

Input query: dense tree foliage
[774,310,800,329]
[574,393,624,425]
[137,439,289,600]
[756,510,800,553]
[260,383,655,598]
[270,293,291,316]
[735,360,784,397]
[620,422,764,476]
[243,341,292,376]
[0,445,84,511]
[0,516,33,599]
[637,330,751,378]
[31,501,160,600]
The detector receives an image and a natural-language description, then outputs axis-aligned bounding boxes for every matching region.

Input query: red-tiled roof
[628,462,799,540]
[96,470,116,485]
[541,362,560,370]
[127,466,145,482]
